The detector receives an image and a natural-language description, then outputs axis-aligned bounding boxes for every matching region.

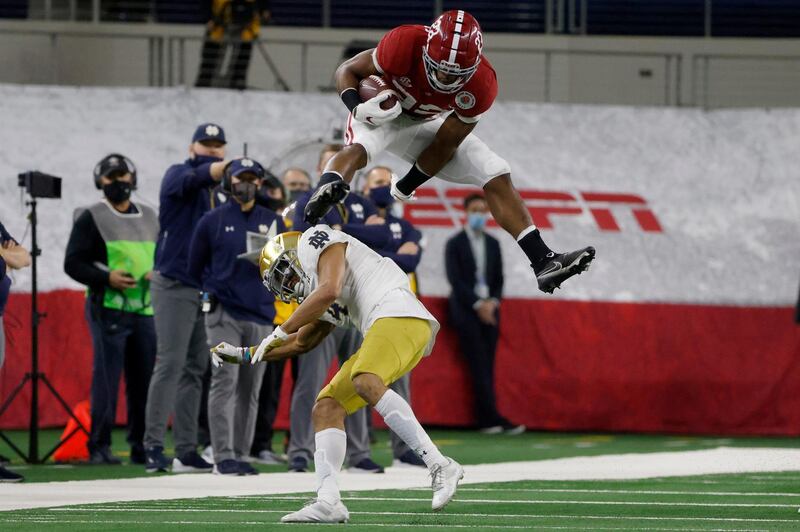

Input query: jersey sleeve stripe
[372,49,384,74]
[455,111,481,124]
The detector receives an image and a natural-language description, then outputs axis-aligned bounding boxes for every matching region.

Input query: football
[358,75,399,109]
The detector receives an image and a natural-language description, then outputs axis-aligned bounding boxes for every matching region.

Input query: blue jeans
[85,299,156,453]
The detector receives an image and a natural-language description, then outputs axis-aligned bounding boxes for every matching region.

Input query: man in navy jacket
[144,123,229,473]
[188,157,286,475]
[445,193,524,435]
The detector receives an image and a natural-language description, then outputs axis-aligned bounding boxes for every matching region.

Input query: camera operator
[187,157,286,475]
[144,123,229,474]
[64,154,158,466]
[0,218,31,482]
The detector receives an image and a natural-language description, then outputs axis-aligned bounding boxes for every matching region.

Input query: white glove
[210,342,251,367]
[353,92,402,126]
[251,326,290,364]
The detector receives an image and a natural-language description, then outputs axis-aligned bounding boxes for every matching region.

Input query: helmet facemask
[264,249,310,303]
[422,46,480,94]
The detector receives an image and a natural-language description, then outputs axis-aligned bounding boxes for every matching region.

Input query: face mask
[289,189,307,203]
[369,185,394,208]
[103,181,132,204]
[256,189,285,212]
[231,181,257,204]
[467,212,487,231]
[192,154,223,166]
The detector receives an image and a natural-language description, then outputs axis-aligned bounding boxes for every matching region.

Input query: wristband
[273,326,289,341]
[340,87,361,112]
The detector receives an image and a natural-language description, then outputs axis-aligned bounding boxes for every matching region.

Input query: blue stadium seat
[442,1,547,33]
[711,0,800,37]
[586,0,705,36]
[330,0,432,29]
[271,0,324,27]
[0,0,27,18]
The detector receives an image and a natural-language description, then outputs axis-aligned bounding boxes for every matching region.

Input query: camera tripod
[0,197,88,464]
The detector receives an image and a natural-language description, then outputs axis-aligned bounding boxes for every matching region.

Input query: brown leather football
[358,75,399,109]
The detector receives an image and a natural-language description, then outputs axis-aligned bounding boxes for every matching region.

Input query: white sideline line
[453,488,800,497]
[0,519,780,531]
[263,495,800,508]
[2,447,800,511]
[3,512,796,532]
[44,507,800,524]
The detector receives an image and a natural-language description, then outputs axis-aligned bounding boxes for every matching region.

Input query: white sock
[516,225,538,242]
[374,389,448,469]
[314,428,346,504]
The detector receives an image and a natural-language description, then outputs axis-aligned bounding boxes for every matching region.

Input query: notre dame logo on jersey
[308,230,330,249]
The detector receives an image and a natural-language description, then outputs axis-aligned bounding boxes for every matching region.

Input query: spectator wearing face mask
[281,168,312,208]
[144,123,229,474]
[187,157,287,476]
[64,154,158,465]
[444,193,525,435]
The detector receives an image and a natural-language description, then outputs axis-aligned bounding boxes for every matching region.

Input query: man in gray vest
[64,154,158,465]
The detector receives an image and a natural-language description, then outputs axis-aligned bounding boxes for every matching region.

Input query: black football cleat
[533,246,596,294]
[303,180,350,224]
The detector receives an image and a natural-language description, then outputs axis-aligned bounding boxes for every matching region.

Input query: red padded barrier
[2,291,798,436]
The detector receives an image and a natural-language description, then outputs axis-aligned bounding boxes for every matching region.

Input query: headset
[93,153,137,190]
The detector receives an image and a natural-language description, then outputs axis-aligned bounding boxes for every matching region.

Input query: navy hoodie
[187,201,286,324]
[154,158,226,287]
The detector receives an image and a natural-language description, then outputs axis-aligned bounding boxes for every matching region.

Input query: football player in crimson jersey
[304,10,595,293]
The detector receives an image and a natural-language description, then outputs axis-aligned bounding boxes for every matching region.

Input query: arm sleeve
[161,164,216,200]
[340,223,391,249]
[63,210,110,291]
[444,237,478,308]
[0,222,14,244]
[187,216,211,287]
[374,26,416,77]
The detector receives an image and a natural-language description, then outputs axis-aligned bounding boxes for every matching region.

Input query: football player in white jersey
[211,226,464,524]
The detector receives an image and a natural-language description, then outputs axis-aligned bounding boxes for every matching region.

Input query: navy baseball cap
[192,123,226,144]
[228,157,265,179]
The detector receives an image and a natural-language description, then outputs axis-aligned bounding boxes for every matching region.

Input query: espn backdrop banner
[1,85,798,434]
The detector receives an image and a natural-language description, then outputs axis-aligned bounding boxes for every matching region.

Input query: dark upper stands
[4,1,800,38]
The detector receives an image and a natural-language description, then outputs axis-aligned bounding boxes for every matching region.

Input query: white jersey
[297,224,440,356]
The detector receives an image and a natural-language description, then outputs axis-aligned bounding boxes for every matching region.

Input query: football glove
[210,342,252,367]
[250,326,290,364]
[353,93,402,126]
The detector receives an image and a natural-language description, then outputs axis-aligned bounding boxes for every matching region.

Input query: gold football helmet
[259,231,310,303]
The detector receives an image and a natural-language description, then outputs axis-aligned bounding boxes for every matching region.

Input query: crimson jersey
[373,25,498,123]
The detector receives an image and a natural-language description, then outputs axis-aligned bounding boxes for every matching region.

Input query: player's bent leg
[483,173,534,237]
[484,174,596,294]
[282,397,350,524]
[324,144,368,183]
[352,318,464,511]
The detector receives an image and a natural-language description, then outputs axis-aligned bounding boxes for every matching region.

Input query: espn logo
[406,188,663,233]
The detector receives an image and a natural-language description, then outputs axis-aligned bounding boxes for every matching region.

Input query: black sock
[518,229,554,266]
[396,164,431,196]
[318,171,343,187]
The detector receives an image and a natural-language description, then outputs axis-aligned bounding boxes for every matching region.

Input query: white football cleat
[430,458,464,511]
[390,172,416,202]
[280,498,350,523]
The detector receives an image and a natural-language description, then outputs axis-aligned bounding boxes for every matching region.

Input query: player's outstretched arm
[261,321,335,361]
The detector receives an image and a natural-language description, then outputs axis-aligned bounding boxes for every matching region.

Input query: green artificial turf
[1,472,799,531]
[2,428,799,483]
